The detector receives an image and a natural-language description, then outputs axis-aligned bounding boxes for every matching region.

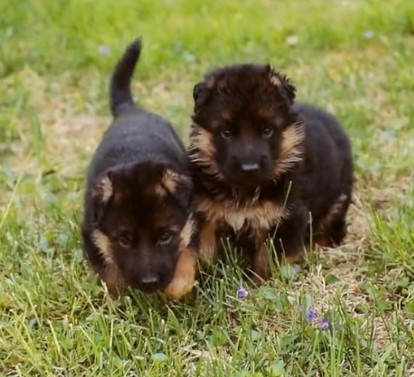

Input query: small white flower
[285,35,299,46]
[363,30,374,39]
[98,45,111,56]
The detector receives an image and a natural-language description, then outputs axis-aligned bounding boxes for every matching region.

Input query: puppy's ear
[173,174,193,209]
[193,82,205,102]
[89,171,115,222]
[91,173,113,203]
[193,78,215,111]
[267,65,296,105]
[162,169,193,210]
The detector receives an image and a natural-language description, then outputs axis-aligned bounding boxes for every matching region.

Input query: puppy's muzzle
[139,275,160,293]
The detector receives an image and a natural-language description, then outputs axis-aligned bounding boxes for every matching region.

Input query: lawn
[1,0,414,375]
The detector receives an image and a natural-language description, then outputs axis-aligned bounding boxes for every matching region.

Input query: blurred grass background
[1,0,413,76]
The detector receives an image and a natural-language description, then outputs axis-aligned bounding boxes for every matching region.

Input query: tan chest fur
[196,197,288,232]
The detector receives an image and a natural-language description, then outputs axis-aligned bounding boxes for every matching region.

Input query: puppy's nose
[241,162,260,172]
[139,275,160,293]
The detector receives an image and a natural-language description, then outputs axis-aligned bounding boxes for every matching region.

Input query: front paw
[250,244,271,285]
[163,274,196,301]
[162,247,197,301]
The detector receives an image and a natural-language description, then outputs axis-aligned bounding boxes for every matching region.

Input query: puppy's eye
[159,231,174,245]
[221,129,232,139]
[262,127,274,138]
[117,234,133,248]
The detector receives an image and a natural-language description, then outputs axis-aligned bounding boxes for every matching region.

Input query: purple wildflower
[302,307,336,330]
[320,316,330,330]
[236,286,248,300]
[306,309,318,322]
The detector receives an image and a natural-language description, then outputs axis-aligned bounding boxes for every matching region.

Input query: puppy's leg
[272,206,308,263]
[250,208,308,284]
[316,193,351,247]
[100,264,125,298]
[197,220,217,264]
[163,247,197,300]
[251,208,308,284]
[250,236,271,284]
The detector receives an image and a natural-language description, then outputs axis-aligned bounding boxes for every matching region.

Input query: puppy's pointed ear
[267,65,296,105]
[162,169,193,210]
[193,82,205,102]
[92,173,114,204]
[89,171,115,223]
[193,79,215,112]
[174,174,193,209]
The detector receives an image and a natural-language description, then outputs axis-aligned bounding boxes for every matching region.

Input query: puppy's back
[86,39,187,187]
[294,102,352,174]
[294,102,353,221]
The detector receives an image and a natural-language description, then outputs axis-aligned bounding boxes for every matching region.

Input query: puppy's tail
[109,38,142,117]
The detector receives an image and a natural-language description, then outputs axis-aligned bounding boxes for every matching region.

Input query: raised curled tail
[109,38,142,116]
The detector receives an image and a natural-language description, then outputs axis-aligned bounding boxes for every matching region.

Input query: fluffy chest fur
[196,196,288,232]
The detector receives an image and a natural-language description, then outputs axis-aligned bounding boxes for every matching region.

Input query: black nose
[139,276,160,293]
[241,162,260,173]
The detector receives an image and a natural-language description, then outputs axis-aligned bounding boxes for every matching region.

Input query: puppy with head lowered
[81,39,196,300]
[189,64,353,282]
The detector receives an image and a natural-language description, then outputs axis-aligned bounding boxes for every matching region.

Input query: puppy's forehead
[115,185,168,208]
[109,166,188,213]
[112,166,167,195]
[210,97,281,128]
[111,192,186,228]
[206,66,278,109]
[111,177,159,201]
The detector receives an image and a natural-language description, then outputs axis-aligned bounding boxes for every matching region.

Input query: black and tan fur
[188,64,353,282]
[81,39,197,299]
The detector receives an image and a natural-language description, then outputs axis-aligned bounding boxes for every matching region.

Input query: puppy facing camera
[189,63,353,282]
[81,39,196,300]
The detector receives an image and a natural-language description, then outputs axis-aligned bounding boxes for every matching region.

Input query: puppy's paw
[284,252,304,265]
[162,247,198,301]
[163,275,196,301]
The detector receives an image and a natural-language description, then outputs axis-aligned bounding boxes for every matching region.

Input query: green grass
[1,0,414,375]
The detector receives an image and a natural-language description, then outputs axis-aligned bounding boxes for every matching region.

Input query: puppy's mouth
[127,275,168,294]
[223,168,271,188]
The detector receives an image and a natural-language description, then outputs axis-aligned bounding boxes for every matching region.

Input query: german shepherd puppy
[188,64,353,282]
[81,39,196,299]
